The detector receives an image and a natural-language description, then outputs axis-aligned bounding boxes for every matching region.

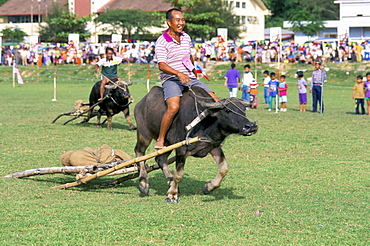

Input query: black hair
[105,47,115,55]
[244,64,250,68]
[357,75,363,80]
[231,63,236,68]
[263,70,269,75]
[166,8,182,20]
[366,72,370,77]
[270,72,276,76]
[280,75,286,79]
[296,71,304,78]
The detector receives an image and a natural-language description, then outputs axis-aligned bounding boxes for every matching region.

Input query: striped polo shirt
[155,30,195,83]
[96,56,123,77]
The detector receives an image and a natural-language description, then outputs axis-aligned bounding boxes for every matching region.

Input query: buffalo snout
[242,121,258,136]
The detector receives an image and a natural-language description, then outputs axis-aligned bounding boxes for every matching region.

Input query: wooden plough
[5,137,200,189]
[51,95,126,125]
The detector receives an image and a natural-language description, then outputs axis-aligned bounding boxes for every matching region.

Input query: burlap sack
[60,144,131,166]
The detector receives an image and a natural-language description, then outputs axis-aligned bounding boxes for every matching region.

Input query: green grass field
[0,62,369,245]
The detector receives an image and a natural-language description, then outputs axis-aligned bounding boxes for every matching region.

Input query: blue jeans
[312,85,324,113]
[355,99,365,114]
[264,87,269,104]
[241,85,250,103]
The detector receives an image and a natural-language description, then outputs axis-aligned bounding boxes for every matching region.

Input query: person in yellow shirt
[355,43,363,62]
[352,75,366,115]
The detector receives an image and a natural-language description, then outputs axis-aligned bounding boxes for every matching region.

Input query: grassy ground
[0,63,369,245]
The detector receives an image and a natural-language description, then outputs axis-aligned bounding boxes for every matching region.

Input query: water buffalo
[84,79,137,130]
[134,85,258,202]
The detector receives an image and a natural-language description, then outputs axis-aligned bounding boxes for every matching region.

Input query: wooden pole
[52,137,200,189]
[146,62,150,92]
[254,41,257,82]
[37,63,40,83]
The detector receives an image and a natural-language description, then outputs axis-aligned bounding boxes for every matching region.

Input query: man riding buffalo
[94,47,125,101]
[154,8,220,150]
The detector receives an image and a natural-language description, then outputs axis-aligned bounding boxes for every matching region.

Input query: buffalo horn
[239,99,250,106]
[104,84,117,89]
[199,100,225,109]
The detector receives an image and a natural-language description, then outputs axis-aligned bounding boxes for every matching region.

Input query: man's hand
[177,72,191,84]
[309,90,312,94]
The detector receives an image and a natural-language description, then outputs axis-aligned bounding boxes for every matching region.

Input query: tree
[288,7,325,37]
[38,3,91,42]
[1,27,27,43]
[0,0,8,6]
[165,0,241,40]
[94,9,162,40]
[264,0,339,28]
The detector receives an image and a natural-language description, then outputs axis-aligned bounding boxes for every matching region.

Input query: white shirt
[263,76,270,87]
[242,72,254,86]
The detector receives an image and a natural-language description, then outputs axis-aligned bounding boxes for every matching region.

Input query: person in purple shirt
[297,71,308,112]
[365,72,370,115]
[224,63,240,97]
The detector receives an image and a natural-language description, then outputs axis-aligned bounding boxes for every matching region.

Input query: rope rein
[188,85,256,122]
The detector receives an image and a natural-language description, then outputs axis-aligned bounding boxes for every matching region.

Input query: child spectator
[352,75,366,115]
[241,64,253,104]
[297,71,308,112]
[279,75,288,111]
[268,72,279,111]
[365,72,370,115]
[224,63,240,98]
[249,79,258,109]
[262,70,270,105]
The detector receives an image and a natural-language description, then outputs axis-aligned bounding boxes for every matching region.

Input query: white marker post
[52,66,57,101]
[12,61,15,88]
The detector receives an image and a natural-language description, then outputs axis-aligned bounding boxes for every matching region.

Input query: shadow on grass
[54,120,136,131]
[22,167,245,201]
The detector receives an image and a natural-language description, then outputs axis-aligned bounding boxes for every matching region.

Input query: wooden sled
[5,137,200,189]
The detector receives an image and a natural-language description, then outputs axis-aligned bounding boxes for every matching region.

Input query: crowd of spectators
[0,43,156,66]
[2,40,370,66]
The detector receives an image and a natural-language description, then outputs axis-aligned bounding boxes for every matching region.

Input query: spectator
[224,63,240,98]
[241,64,254,105]
[278,75,288,112]
[352,75,366,115]
[262,70,270,105]
[365,72,370,115]
[268,72,279,112]
[297,71,308,112]
[249,78,258,109]
[310,61,326,113]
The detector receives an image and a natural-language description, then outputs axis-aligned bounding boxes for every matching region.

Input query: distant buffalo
[84,79,136,130]
[134,86,258,202]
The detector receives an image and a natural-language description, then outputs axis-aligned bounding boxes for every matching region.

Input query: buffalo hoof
[165,198,179,203]
[130,125,137,130]
[203,185,210,195]
[138,186,149,195]
[96,125,102,128]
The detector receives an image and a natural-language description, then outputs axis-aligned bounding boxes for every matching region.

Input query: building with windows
[226,0,271,40]
[283,0,370,44]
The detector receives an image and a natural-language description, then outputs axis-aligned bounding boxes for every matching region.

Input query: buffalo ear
[126,80,133,86]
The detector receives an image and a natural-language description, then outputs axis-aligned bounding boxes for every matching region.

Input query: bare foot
[154,140,166,150]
